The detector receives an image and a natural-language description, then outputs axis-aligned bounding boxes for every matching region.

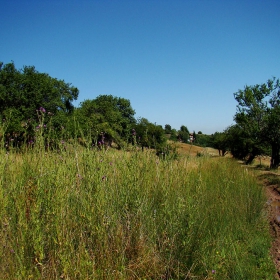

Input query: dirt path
[262,172,280,279]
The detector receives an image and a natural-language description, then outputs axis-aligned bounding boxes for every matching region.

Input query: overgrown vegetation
[0,141,275,279]
[0,61,277,278]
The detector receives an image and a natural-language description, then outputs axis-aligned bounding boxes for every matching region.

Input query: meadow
[0,143,276,279]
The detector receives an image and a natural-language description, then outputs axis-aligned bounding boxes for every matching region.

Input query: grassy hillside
[174,141,219,157]
[0,145,275,279]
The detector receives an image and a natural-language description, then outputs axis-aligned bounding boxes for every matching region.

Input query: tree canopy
[233,77,280,168]
[76,95,136,147]
[1,61,215,153]
[134,118,166,150]
[0,61,79,133]
[178,125,189,143]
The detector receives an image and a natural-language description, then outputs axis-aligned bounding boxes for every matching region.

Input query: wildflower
[43,124,47,128]
[109,162,112,165]
[212,270,216,274]
[39,107,46,113]
[102,175,106,181]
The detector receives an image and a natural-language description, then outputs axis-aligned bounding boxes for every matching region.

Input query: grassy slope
[0,144,276,279]
[174,142,219,157]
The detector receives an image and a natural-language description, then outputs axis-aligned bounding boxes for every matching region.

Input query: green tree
[93,95,135,139]
[164,124,172,134]
[135,118,166,150]
[170,128,178,141]
[195,133,213,148]
[227,125,249,160]
[0,62,79,135]
[77,95,136,147]
[178,125,189,143]
[191,131,197,144]
[212,131,228,156]
[234,78,280,168]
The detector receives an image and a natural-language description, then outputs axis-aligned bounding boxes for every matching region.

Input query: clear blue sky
[2,0,280,134]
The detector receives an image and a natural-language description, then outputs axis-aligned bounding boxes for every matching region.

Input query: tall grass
[0,146,275,279]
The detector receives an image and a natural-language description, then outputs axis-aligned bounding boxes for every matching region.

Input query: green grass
[0,146,275,279]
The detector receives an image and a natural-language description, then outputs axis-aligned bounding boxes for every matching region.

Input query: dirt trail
[262,172,280,279]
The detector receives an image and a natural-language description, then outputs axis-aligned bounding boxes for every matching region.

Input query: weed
[0,146,275,279]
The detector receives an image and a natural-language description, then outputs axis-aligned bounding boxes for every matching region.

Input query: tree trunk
[270,143,280,169]
[246,153,256,165]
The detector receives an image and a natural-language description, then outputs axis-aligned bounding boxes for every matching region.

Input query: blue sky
[1,0,280,134]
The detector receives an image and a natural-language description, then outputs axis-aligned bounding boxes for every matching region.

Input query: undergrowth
[0,145,275,279]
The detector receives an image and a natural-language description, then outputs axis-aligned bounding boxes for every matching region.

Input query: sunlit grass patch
[0,148,275,279]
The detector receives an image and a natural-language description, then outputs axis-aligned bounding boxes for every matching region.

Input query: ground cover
[263,171,280,279]
[0,144,276,279]
[241,156,280,280]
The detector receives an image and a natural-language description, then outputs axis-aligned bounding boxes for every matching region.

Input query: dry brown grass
[169,141,220,157]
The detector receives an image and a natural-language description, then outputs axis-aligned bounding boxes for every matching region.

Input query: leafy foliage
[0,61,222,154]
[233,78,280,167]
[194,133,213,148]
[178,125,189,143]
[164,124,172,134]
[211,132,228,156]
[134,118,166,150]
[76,95,136,147]
[0,62,78,137]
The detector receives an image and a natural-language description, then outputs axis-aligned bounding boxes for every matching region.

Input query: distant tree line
[0,62,191,153]
[165,77,280,169]
[2,62,278,166]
